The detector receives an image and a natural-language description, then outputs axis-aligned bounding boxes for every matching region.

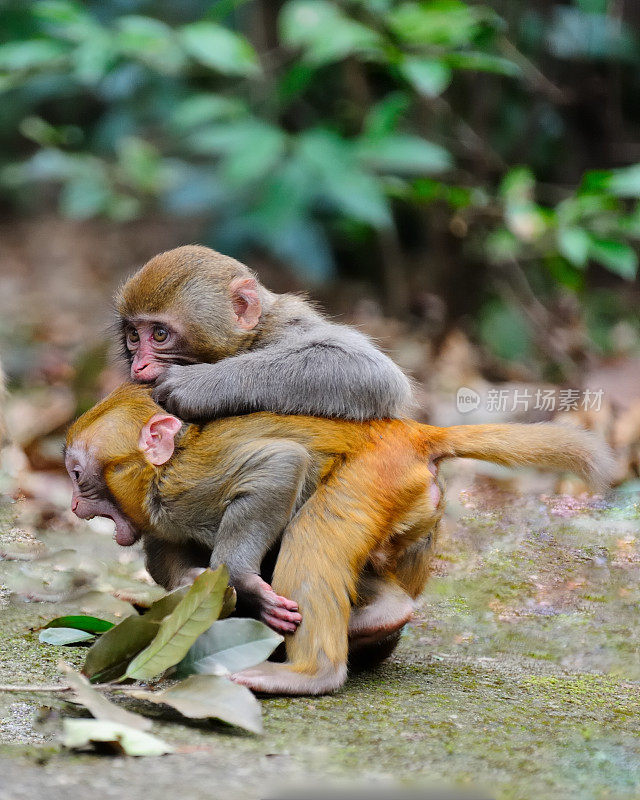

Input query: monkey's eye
[153,325,169,343]
[73,469,80,480]
[127,328,140,345]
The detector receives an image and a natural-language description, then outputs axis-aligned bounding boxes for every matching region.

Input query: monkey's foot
[237,574,302,634]
[348,588,413,646]
[231,661,346,696]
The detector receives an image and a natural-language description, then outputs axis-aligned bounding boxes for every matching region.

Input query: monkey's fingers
[261,597,302,633]
[262,613,299,633]
[264,602,302,623]
[269,594,298,612]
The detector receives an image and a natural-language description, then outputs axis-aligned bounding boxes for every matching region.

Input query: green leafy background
[0,0,638,370]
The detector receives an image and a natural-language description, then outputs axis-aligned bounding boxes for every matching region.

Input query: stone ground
[1,467,640,800]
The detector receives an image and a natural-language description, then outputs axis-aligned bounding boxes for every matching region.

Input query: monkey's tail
[430,423,615,490]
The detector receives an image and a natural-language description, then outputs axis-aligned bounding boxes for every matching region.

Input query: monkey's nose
[71,498,79,513]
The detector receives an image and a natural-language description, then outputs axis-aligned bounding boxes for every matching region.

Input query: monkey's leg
[394,522,440,600]
[231,466,388,695]
[349,479,440,657]
[348,467,439,636]
[210,439,310,633]
[143,535,210,590]
[348,571,414,644]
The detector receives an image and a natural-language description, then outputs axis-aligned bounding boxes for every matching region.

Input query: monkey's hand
[152,364,217,420]
[238,574,302,634]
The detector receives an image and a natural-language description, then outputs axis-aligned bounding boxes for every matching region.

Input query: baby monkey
[116,244,413,421]
[66,383,613,695]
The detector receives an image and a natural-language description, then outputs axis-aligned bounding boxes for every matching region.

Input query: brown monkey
[65,383,613,694]
[115,244,416,649]
[115,245,413,421]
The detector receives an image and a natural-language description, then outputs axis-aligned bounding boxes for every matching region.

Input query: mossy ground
[1,475,639,800]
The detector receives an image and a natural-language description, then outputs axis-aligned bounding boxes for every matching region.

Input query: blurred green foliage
[0,0,638,365]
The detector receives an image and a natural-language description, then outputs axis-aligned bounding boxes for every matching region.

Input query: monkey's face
[65,445,140,547]
[122,318,190,382]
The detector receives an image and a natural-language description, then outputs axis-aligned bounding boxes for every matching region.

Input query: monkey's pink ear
[139,413,182,466]
[230,277,261,331]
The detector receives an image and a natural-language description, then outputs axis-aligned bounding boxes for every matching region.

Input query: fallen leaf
[125,567,229,681]
[177,618,283,676]
[220,585,237,619]
[44,615,114,634]
[131,674,263,734]
[40,627,96,645]
[83,615,161,683]
[62,719,173,756]
[61,664,152,731]
[143,586,190,622]
[82,585,194,682]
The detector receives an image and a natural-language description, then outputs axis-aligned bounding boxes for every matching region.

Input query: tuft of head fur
[66,383,161,460]
[437,422,616,490]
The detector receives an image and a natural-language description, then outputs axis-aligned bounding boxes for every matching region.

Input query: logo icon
[456,386,481,414]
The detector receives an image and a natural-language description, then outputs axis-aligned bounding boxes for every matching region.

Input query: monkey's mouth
[88,512,141,547]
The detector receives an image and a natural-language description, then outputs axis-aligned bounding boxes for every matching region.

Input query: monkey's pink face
[65,445,141,547]
[124,319,180,382]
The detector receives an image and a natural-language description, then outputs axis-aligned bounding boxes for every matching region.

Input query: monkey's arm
[203,438,310,633]
[153,324,412,421]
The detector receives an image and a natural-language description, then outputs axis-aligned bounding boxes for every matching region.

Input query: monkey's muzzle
[71,497,141,547]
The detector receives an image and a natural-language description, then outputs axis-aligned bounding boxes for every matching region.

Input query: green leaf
[125,567,229,681]
[400,58,452,97]
[357,134,452,175]
[387,1,492,47]
[220,124,286,186]
[61,665,151,731]
[177,618,283,676]
[479,299,532,361]
[0,40,69,71]
[280,0,383,65]
[364,93,410,139]
[220,585,237,619]
[39,627,95,645]
[558,227,590,268]
[605,164,640,198]
[588,237,638,280]
[179,22,260,76]
[59,174,110,219]
[187,119,286,185]
[83,615,161,683]
[82,587,189,682]
[485,228,521,263]
[500,166,535,203]
[44,615,114,634]
[117,136,166,192]
[131,674,263,734]
[170,94,246,133]
[71,29,117,84]
[297,129,391,227]
[62,719,173,756]
[144,586,191,622]
[116,16,184,73]
[446,52,520,77]
[547,7,636,62]
[33,1,97,41]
